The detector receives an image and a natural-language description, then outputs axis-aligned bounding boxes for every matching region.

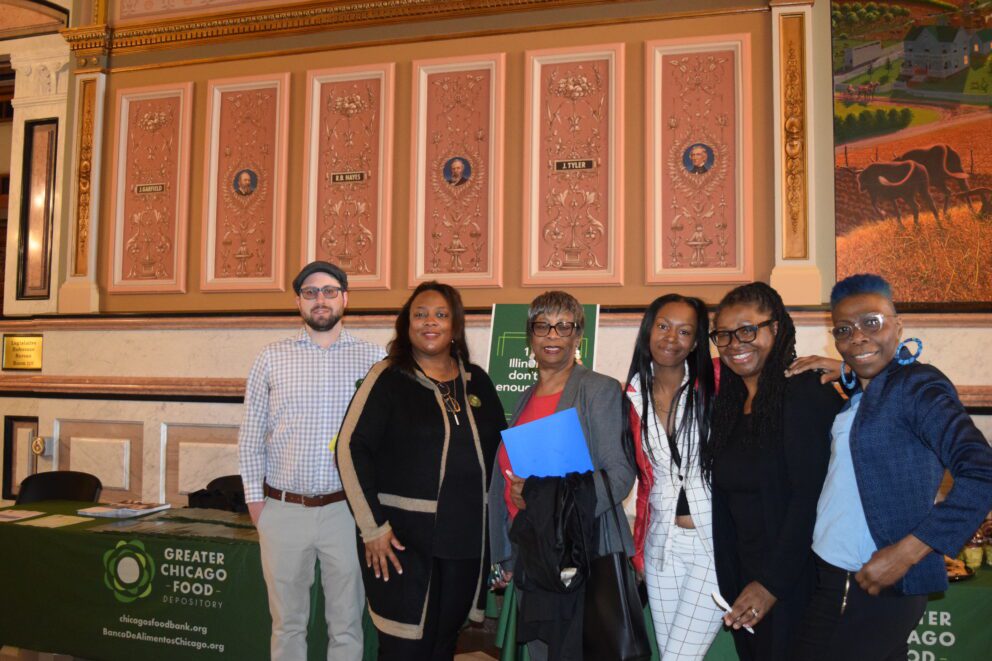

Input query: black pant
[790,555,927,661]
[377,557,479,661]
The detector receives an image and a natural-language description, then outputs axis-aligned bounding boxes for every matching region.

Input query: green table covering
[493,567,992,661]
[0,501,377,660]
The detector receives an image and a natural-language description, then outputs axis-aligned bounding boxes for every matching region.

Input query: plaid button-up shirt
[238,327,385,502]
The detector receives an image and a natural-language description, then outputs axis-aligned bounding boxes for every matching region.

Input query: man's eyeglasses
[831,313,892,341]
[531,321,579,337]
[299,285,343,300]
[709,319,775,347]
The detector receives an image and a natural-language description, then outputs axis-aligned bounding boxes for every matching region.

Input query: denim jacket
[848,357,992,595]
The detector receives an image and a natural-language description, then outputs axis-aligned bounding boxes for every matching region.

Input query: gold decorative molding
[60,1,768,58]
[73,77,97,277]
[0,375,245,398]
[779,12,808,260]
[61,0,612,55]
[61,24,111,70]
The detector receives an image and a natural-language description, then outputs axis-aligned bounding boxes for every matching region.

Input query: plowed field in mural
[832,0,992,304]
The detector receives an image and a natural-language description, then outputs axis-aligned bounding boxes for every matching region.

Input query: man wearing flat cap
[239,260,384,660]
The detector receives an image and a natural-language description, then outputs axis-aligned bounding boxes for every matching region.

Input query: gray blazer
[488,363,636,568]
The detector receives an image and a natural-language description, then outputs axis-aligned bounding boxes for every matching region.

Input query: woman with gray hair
[489,290,635,660]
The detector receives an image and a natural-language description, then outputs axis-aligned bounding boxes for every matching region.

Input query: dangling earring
[574,347,582,364]
[896,338,923,365]
[840,362,858,391]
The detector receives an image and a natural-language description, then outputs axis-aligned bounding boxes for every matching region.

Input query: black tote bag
[582,471,652,661]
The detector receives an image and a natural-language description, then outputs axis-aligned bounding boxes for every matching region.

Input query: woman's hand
[724,581,777,630]
[490,563,514,590]
[506,470,527,511]
[785,355,842,384]
[364,529,405,581]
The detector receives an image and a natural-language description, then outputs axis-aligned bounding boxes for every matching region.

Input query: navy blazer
[848,357,992,595]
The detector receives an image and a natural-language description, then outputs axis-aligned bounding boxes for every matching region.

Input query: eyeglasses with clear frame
[709,319,775,347]
[830,312,894,341]
[530,321,578,337]
[299,285,343,300]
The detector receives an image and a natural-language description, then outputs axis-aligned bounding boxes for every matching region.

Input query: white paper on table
[15,514,91,528]
[0,509,45,523]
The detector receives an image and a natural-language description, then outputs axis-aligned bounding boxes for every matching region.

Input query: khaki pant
[257,497,365,661]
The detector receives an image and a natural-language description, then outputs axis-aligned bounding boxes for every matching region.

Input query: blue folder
[500,407,594,478]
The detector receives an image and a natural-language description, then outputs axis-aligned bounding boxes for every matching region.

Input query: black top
[712,414,766,578]
[710,371,843,661]
[434,378,483,559]
[337,361,507,633]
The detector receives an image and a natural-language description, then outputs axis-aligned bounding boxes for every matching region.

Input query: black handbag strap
[599,469,626,544]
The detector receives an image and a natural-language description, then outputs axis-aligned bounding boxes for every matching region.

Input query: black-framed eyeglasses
[709,319,775,347]
[531,321,578,337]
[299,285,343,300]
[831,313,893,341]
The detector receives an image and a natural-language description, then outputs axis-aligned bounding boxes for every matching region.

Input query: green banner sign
[486,303,598,423]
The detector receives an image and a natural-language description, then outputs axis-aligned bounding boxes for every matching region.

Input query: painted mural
[832,0,992,304]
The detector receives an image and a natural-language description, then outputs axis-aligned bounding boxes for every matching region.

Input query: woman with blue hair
[791,273,992,660]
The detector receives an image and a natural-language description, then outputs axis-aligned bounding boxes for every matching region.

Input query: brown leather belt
[264,483,346,507]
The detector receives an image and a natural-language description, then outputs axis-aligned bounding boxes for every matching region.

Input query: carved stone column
[2,36,70,316]
[58,3,110,313]
[58,72,105,313]
[769,0,831,304]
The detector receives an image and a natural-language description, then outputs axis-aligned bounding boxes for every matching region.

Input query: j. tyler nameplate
[2,334,43,371]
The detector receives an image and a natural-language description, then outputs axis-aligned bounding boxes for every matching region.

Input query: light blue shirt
[812,392,878,571]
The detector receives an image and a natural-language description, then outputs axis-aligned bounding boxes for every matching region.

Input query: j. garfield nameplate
[2,334,43,371]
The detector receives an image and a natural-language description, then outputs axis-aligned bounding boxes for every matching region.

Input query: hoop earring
[896,338,923,365]
[840,362,858,390]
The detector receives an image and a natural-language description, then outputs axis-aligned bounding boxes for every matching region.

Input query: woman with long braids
[624,294,724,660]
[704,282,842,660]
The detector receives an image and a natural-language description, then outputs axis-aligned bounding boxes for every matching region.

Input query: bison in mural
[853,160,940,230]
[895,144,970,216]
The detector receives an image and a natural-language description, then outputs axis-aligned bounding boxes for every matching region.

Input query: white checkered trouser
[644,525,725,661]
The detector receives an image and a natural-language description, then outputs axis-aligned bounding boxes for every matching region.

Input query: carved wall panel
[302,64,393,289]
[73,77,97,278]
[109,83,192,293]
[523,44,623,286]
[410,54,504,288]
[645,36,753,284]
[201,74,288,292]
[779,13,808,260]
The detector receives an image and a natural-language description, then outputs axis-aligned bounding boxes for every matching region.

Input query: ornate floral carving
[537,59,609,272]
[69,1,620,54]
[423,69,491,274]
[661,51,736,270]
[122,96,178,280]
[316,77,381,275]
[73,78,96,277]
[214,88,277,278]
[781,14,808,260]
[10,56,69,100]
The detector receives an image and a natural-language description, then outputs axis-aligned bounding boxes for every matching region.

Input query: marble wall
[2,312,989,505]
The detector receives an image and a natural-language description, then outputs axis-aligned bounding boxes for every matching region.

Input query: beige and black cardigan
[337,358,506,640]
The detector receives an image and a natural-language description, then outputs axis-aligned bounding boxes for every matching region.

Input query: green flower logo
[103,540,155,603]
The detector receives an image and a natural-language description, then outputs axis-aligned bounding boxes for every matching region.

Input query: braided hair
[702,282,796,484]
[624,295,714,481]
